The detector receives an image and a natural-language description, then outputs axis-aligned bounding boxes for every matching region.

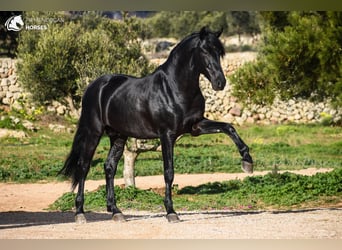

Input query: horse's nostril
[217,77,226,89]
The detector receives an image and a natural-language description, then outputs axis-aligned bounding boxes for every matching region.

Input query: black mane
[168,29,225,61]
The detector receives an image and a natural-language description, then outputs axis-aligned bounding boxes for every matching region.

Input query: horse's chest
[178,94,205,130]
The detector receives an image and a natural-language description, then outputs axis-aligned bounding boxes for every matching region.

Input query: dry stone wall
[0,58,69,116]
[0,58,22,108]
[1,56,341,125]
[201,52,342,125]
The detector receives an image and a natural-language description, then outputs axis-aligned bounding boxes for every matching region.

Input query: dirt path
[0,168,341,239]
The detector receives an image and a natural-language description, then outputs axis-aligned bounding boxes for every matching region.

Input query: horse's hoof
[112,213,126,222]
[166,213,180,223]
[75,214,87,224]
[242,161,253,174]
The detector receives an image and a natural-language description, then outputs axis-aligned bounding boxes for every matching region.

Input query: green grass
[0,124,341,182]
[124,125,342,177]
[2,120,341,211]
[0,128,72,182]
[49,185,164,212]
[49,168,342,212]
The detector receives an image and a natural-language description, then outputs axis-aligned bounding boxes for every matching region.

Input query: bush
[230,11,342,107]
[17,12,152,109]
[50,168,342,211]
[229,60,276,105]
[50,185,164,212]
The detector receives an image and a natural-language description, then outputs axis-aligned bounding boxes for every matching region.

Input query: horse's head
[197,27,226,91]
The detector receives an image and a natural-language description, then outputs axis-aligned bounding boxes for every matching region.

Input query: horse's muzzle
[212,77,226,91]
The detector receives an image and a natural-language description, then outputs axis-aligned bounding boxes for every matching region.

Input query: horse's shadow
[0,210,169,230]
[0,210,257,229]
[2,208,336,230]
[0,211,105,230]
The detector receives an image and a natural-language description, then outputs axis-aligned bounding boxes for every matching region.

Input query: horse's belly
[105,110,160,139]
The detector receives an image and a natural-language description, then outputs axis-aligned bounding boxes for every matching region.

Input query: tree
[17,11,151,113]
[259,11,290,31]
[230,11,342,108]
[230,11,251,42]
[123,138,160,187]
[142,11,230,38]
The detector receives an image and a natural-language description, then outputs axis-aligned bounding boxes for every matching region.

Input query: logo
[5,15,24,31]
[5,15,64,32]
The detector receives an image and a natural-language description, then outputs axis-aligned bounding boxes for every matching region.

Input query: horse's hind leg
[191,118,253,173]
[74,131,102,224]
[104,135,127,222]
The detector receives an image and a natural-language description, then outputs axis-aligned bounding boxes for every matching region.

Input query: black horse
[59,27,253,223]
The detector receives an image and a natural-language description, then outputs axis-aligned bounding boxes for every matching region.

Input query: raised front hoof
[166,213,180,223]
[112,213,126,222]
[242,161,253,174]
[75,213,87,224]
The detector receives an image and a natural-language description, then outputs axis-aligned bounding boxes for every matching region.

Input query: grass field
[0,121,341,183]
[1,118,341,211]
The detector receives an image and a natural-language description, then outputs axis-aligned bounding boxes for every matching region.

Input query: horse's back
[80,74,127,123]
[83,74,135,106]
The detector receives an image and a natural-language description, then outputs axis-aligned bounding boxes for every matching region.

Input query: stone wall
[0,58,69,116]
[0,58,23,109]
[201,78,341,125]
[201,52,342,125]
[1,56,341,125]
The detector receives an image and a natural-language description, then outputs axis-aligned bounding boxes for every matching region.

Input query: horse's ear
[215,27,223,38]
[199,26,208,40]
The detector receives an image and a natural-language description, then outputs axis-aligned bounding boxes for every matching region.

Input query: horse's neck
[163,50,201,89]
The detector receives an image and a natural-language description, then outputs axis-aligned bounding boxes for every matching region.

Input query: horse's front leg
[104,136,127,222]
[191,118,253,173]
[160,132,180,223]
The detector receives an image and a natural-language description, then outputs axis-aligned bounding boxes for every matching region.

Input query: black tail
[59,78,105,191]
[59,126,89,191]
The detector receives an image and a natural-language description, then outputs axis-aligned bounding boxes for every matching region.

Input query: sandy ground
[0,168,341,239]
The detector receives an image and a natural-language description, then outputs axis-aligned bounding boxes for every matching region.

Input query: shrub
[50,168,342,211]
[320,112,333,126]
[230,60,276,105]
[230,11,342,108]
[17,12,151,110]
